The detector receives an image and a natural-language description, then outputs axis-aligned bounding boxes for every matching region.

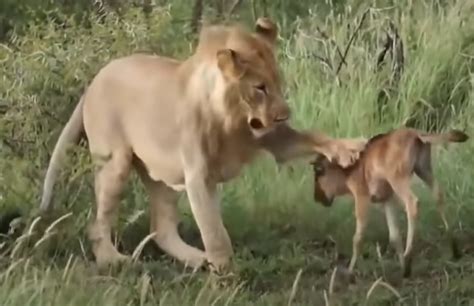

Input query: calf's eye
[314,166,325,176]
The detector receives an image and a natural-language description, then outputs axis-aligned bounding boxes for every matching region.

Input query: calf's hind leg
[389,178,418,277]
[138,171,206,269]
[414,151,461,259]
[88,148,132,269]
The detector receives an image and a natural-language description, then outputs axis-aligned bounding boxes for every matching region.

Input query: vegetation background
[1,0,474,305]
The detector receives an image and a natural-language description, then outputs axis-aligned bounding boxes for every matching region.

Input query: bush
[0,8,173,215]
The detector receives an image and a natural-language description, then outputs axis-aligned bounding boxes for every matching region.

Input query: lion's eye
[255,84,267,95]
[314,165,325,176]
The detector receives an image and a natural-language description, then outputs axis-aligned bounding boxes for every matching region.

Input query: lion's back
[82,53,185,162]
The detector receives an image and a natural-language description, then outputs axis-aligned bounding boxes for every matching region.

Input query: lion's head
[206,18,290,138]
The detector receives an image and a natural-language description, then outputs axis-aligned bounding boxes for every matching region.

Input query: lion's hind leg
[88,148,132,269]
[139,172,206,270]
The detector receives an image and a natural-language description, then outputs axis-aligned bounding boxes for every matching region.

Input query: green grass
[1,0,474,305]
[1,215,474,305]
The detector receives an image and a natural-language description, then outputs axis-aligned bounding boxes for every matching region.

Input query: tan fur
[311,128,468,277]
[40,17,367,272]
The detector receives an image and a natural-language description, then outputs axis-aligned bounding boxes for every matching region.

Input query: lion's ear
[255,17,278,45]
[216,49,246,79]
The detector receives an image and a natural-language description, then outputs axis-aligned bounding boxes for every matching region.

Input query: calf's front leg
[349,193,370,273]
[384,201,405,271]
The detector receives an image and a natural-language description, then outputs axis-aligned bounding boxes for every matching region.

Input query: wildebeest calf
[310,128,468,277]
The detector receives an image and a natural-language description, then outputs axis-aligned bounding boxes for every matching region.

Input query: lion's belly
[167,183,187,192]
[210,147,258,183]
[143,160,186,190]
[146,162,184,187]
[139,155,184,186]
[131,132,186,188]
[137,154,246,191]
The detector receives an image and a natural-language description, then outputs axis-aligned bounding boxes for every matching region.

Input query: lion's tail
[40,96,85,212]
[418,129,469,145]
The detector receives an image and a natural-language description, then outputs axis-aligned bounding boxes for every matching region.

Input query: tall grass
[0,0,474,305]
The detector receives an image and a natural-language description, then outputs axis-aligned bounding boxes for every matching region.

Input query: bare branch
[374,20,405,122]
[0,103,7,114]
[304,53,341,86]
[41,108,65,125]
[336,9,370,75]
[142,0,152,16]
[190,0,204,35]
[261,0,267,16]
[307,53,334,71]
[214,0,224,18]
[375,21,404,82]
[316,26,346,67]
[389,21,404,84]
[251,0,257,21]
[376,30,393,70]
[228,0,243,17]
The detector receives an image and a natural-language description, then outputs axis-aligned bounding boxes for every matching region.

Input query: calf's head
[310,155,348,207]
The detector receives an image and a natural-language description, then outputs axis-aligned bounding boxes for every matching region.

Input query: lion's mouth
[248,116,288,138]
[248,118,273,138]
[249,118,265,130]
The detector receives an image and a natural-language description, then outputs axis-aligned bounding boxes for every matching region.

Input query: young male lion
[311,128,468,277]
[40,17,366,273]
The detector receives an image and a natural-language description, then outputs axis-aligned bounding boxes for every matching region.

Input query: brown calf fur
[311,128,468,277]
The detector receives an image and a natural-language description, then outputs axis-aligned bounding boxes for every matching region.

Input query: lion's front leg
[185,175,234,273]
[308,133,367,168]
[180,137,234,273]
[260,123,367,168]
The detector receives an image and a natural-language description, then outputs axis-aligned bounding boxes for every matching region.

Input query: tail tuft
[448,130,469,143]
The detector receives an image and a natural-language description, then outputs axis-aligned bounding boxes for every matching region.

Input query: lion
[311,128,468,277]
[39,17,367,273]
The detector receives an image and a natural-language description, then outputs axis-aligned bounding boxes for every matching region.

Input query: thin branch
[142,0,152,16]
[336,9,370,75]
[228,0,243,17]
[374,20,405,123]
[0,103,7,115]
[250,0,257,21]
[376,31,393,70]
[190,0,204,35]
[375,21,404,82]
[0,136,36,158]
[41,108,65,125]
[214,0,224,18]
[297,52,333,70]
[261,0,267,17]
[1,139,17,154]
[389,21,404,84]
[316,26,346,67]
